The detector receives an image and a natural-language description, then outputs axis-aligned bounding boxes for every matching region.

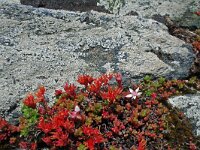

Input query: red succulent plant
[0,73,198,149]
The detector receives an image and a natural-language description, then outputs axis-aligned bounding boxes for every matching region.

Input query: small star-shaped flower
[70,105,80,118]
[74,105,80,112]
[126,87,142,99]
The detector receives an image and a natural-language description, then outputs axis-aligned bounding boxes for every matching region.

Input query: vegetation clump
[0,73,200,149]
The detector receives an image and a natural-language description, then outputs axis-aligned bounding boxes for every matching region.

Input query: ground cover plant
[0,73,200,150]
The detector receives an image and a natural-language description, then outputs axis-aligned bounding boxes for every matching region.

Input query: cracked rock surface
[0,1,197,132]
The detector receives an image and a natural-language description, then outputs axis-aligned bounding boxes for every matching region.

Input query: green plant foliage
[77,144,87,150]
[93,103,103,115]
[143,75,152,83]
[20,105,39,137]
[21,106,38,124]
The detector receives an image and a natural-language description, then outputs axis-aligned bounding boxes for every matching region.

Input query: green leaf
[103,100,109,106]
[77,144,87,150]
[20,126,29,137]
[145,90,152,97]
[140,109,150,118]
[94,103,103,115]
[158,77,166,85]
[144,75,152,83]
[109,145,118,150]
[152,81,160,88]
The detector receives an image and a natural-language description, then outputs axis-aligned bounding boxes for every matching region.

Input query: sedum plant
[0,73,199,150]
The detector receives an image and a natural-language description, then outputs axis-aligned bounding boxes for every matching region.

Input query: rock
[180,1,200,29]
[100,0,200,31]
[20,0,97,7]
[175,10,200,30]
[0,0,20,4]
[20,0,109,13]
[168,94,200,136]
[191,53,200,76]
[105,0,200,19]
[0,3,195,118]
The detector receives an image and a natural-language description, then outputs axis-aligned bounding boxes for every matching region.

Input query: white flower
[126,87,142,99]
[74,105,80,112]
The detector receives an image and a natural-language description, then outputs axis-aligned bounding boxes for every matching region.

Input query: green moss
[165,108,193,148]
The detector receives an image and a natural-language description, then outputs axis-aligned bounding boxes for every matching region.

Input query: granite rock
[19,0,109,13]
[101,0,200,18]
[169,94,200,136]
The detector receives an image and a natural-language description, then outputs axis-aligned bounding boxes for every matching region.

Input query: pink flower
[126,87,142,99]
[70,105,80,119]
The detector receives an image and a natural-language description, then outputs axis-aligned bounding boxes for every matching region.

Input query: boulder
[169,94,200,136]
[20,0,109,12]
[0,3,195,119]
[2,0,200,19]
[0,0,20,4]
[20,0,97,7]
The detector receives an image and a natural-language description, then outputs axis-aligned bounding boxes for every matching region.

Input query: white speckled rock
[169,94,200,136]
[0,0,20,4]
[100,0,200,18]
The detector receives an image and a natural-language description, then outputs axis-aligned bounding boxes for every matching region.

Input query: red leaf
[114,73,123,88]
[77,75,94,86]
[192,41,200,51]
[194,11,200,16]
[37,117,52,134]
[94,135,105,143]
[19,141,29,149]
[137,138,146,150]
[30,142,37,150]
[82,126,100,136]
[42,136,52,145]
[64,83,77,97]
[101,86,122,103]
[85,138,95,150]
[23,94,36,108]
[151,93,157,99]
[87,80,102,93]
[55,89,63,97]
[189,141,197,150]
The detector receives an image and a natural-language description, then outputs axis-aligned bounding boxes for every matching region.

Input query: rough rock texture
[175,1,200,29]
[2,0,200,18]
[0,0,20,4]
[169,94,200,136]
[175,11,200,30]
[112,0,200,18]
[19,0,109,13]
[20,0,97,7]
[0,2,195,119]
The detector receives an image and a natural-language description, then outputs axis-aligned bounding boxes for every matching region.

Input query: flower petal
[129,88,134,93]
[135,87,139,93]
[126,94,133,98]
[132,96,136,99]
[70,111,77,118]
[137,92,142,96]
[75,105,80,112]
